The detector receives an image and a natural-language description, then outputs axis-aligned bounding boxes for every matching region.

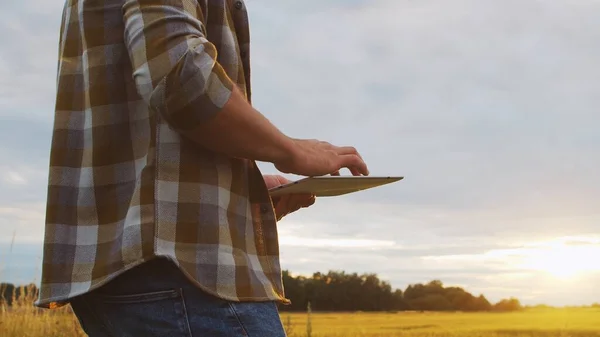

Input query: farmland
[282,308,600,336]
[1,304,599,337]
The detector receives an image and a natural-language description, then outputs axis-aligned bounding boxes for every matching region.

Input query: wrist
[271,136,299,171]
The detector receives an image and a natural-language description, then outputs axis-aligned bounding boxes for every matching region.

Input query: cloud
[0,1,63,122]
[3,171,27,185]
[0,203,47,243]
[279,235,396,248]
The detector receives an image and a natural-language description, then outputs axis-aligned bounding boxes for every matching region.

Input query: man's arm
[123,0,368,176]
[188,86,299,164]
[123,0,295,163]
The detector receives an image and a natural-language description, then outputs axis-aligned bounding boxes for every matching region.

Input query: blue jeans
[70,257,287,337]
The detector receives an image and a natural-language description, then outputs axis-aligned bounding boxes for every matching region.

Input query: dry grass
[1,289,599,337]
[0,286,85,337]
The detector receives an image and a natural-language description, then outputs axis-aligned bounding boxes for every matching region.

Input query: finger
[307,194,316,207]
[275,175,291,185]
[335,146,365,164]
[288,194,309,205]
[338,154,369,176]
[275,195,292,219]
[282,197,302,214]
[334,146,359,156]
[300,194,316,207]
[349,167,361,176]
[263,175,277,188]
[286,194,314,210]
[331,170,341,176]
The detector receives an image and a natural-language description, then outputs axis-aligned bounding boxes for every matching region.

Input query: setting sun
[519,237,600,279]
[425,236,600,282]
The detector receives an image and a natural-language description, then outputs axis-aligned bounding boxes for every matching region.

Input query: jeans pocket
[87,288,193,337]
[227,301,287,337]
[98,289,180,304]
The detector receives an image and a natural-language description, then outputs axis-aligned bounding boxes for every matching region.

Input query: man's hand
[274,139,369,177]
[263,175,316,221]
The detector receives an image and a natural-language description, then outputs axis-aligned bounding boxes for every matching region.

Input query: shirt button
[234,1,243,10]
[260,205,270,214]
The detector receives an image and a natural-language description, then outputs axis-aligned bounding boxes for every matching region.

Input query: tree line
[279,270,524,312]
[0,271,549,312]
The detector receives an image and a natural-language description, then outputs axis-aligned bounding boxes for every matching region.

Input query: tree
[493,298,523,312]
[279,272,523,313]
[409,294,453,311]
[280,270,409,312]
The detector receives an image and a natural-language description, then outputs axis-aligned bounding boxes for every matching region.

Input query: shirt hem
[34,255,291,309]
[168,255,291,306]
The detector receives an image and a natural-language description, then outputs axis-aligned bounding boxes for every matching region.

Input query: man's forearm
[122,1,295,164]
[180,86,298,164]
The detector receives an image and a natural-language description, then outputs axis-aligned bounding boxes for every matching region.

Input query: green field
[1,304,599,337]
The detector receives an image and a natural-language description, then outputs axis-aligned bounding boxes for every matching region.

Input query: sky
[1,0,599,306]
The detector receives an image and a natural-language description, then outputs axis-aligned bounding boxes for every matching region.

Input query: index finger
[337,154,369,176]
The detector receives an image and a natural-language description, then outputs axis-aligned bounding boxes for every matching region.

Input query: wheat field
[1,291,599,337]
[282,309,600,337]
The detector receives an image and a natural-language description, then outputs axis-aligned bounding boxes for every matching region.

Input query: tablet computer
[268,176,403,197]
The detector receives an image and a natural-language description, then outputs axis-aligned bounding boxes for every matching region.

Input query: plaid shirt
[35,0,288,309]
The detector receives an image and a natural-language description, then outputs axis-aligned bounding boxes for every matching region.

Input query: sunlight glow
[484,237,600,279]
[421,236,600,281]
[518,238,600,279]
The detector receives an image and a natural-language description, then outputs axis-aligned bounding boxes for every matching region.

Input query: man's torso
[36,0,286,309]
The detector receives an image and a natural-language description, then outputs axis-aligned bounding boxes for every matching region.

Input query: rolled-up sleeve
[123,0,235,132]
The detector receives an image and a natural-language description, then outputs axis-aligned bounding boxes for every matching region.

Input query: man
[35,0,368,336]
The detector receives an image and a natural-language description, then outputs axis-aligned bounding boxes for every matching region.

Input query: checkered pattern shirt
[35,0,288,309]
